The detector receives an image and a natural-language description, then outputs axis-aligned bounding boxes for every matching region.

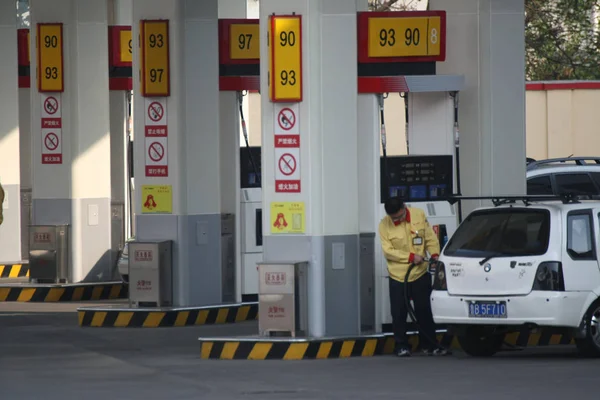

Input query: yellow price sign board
[271,202,305,234]
[141,185,173,214]
[269,15,302,102]
[140,20,170,97]
[120,29,132,63]
[367,16,442,59]
[37,23,64,92]
[230,23,260,60]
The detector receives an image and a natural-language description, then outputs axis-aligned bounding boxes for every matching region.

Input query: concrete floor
[1,302,598,400]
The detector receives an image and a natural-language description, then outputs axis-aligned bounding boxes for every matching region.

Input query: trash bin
[29,225,70,283]
[128,240,173,307]
[258,261,308,337]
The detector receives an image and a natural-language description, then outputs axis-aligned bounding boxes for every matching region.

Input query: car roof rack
[444,193,590,207]
[526,156,600,170]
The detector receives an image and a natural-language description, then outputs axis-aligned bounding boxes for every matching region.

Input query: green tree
[526,0,600,80]
[368,0,424,11]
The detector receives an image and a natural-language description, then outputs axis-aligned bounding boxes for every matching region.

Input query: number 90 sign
[37,23,64,92]
[365,13,445,61]
[269,15,302,103]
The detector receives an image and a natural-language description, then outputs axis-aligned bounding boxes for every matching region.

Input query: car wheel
[575,300,600,358]
[456,326,504,357]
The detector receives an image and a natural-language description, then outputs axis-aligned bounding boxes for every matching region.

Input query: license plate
[468,301,507,318]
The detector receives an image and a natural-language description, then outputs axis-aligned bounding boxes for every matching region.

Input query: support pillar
[109,0,133,276]
[429,0,526,214]
[259,0,361,337]
[0,0,22,262]
[133,0,234,307]
[30,0,113,282]
[218,0,246,303]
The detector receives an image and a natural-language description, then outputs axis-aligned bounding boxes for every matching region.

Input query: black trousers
[388,272,437,351]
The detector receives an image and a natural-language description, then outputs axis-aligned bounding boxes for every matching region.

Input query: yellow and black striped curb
[0,264,30,279]
[199,329,577,360]
[78,302,258,328]
[0,282,128,302]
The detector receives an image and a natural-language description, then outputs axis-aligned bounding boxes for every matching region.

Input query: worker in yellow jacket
[0,180,4,225]
[379,196,448,357]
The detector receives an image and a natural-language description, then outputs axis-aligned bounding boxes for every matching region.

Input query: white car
[526,156,600,196]
[431,195,600,357]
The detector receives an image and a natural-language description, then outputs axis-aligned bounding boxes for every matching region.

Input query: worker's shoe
[432,347,451,356]
[395,348,411,357]
[421,347,451,356]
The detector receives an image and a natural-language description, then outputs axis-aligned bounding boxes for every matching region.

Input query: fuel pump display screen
[240,146,262,189]
[380,155,453,203]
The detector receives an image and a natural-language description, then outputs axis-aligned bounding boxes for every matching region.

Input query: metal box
[29,225,70,283]
[258,261,308,337]
[128,240,173,307]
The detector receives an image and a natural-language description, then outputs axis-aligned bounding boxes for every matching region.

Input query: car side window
[590,172,600,190]
[566,211,596,260]
[555,173,598,195]
[527,175,553,195]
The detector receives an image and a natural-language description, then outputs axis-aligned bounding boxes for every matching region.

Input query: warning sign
[275,148,301,193]
[144,97,168,136]
[144,97,168,177]
[274,103,299,136]
[274,135,300,148]
[41,93,62,131]
[145,137,168,177]
[270,202,305,234]
[141,185,173,214]
[41,93,63,165]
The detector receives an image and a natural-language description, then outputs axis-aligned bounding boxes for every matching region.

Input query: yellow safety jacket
[0,182,4,225]
[378,207,440,283]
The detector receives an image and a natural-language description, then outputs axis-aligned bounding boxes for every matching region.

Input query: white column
[133,0,232,307]
[218,0,246,303]
[109,0,133,273]
[0,0,22,263]
[30,0,112,282]
[260,0,361,337]
[429,0,526,214]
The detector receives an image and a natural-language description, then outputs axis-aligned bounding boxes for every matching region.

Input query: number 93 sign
[140,19,170,97]
[358,11,446,63]
[37,23,64,92]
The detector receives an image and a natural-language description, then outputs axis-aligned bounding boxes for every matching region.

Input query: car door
[562,209,600,291]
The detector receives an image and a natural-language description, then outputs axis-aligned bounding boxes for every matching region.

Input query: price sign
[368,16,442,58]
[120,29,132,63]
[140,20,170,97]
[269,15,302,103]
[230,23,260,60]
[37,23,64,92]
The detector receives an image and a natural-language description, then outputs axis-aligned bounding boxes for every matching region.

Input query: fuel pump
[237,92,263,302]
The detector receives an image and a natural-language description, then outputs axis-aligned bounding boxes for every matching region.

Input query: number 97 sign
[269,15,303,103]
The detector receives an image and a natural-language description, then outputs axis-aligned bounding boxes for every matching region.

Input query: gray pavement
[1,303,599,400]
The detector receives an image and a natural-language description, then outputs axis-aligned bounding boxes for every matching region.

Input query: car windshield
[443,208,550,258]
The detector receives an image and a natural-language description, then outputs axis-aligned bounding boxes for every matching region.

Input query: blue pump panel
[380,155,453,203]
